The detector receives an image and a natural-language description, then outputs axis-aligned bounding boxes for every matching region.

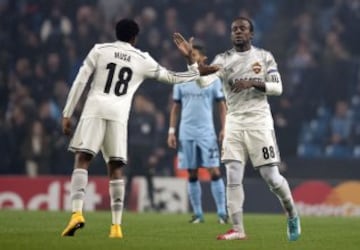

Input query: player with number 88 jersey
[175,17,301,242]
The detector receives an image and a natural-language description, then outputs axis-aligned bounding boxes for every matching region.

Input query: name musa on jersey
[63,41,199,124]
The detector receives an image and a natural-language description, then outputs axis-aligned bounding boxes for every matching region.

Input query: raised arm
[149,62,200,84]
[173,32,220,76]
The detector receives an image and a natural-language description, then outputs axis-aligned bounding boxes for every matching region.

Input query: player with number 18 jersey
[63,41,200,162]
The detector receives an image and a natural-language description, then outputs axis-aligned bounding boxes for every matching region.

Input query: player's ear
[250,31,254,40]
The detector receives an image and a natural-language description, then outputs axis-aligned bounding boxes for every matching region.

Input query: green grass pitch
[0,211,359,250]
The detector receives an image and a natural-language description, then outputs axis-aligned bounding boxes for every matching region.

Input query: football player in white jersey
[173,17,301,241]
[61,19,218,238]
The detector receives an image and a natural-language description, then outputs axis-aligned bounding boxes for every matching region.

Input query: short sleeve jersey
[173,79,224,139]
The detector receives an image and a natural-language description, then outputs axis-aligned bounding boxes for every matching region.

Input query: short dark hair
[234,16,254,32]
[192,44,206,56]
[115,19,140,42]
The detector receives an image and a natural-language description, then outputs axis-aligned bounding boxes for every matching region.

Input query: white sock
[273,179,297,218]
[71,168,88,213]
[225,160,245,233]
[227,184,245,232]
[109,179,125,225]
[259,166,297,218]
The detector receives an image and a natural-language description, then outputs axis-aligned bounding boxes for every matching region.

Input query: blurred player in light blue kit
[167,45,227,223]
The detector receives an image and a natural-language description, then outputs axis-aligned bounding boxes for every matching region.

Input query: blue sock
[188,181,203,217]
[211,178,226,216]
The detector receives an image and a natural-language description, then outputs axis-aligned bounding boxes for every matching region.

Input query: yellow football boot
[109,224,123,239]
[61,212,85,236]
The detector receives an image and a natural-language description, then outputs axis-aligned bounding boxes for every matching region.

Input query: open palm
[173,33,193,57]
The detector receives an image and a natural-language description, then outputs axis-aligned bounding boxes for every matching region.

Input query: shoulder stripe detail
[169,71,198,77]
[267,69,278,74]
[98,45,118,50]
[124,49,147,59]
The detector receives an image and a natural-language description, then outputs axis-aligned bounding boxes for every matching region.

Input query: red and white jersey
[199,46,282,130]
[63,41,199,123]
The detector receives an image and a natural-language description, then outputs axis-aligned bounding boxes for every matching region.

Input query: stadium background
[0,0,360,215]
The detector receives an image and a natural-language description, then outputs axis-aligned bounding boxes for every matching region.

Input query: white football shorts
[69,117,127,163]
[221,129,281,168]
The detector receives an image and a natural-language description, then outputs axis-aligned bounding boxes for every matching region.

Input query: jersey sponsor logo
[228,77,262,86]
[252,62,262,74]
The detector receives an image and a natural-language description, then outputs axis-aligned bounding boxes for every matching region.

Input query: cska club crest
[252,62,262,74]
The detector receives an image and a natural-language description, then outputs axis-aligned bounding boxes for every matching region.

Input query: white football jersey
[200,46,282,130]
[63,41,199,122]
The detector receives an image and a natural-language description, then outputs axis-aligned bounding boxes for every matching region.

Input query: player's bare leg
[61,152,92,236]
[108,161,126,238]
[217,160,247,240]
[259,165,301,241]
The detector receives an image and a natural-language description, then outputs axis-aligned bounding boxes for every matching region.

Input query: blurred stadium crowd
[0,0,359,176]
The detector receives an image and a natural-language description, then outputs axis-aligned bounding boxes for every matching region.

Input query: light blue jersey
[173,79,225,140]
[173,78,227,219]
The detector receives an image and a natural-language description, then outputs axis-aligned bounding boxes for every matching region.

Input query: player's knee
[225,161,244,186]
[187,169,198,180]
[75,152,93,169]
[188,176,198,182]
[77,152,93,162]
[267,176,284,190]
[208,167,221,180]
[109,159,126,168]
[210,170,222,181]
[211,175,221,181]
[108,160,126,179]
[259,166,283,190]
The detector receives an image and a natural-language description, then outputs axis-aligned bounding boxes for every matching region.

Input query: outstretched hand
[173,32,219,75]
[173,33,193,58]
